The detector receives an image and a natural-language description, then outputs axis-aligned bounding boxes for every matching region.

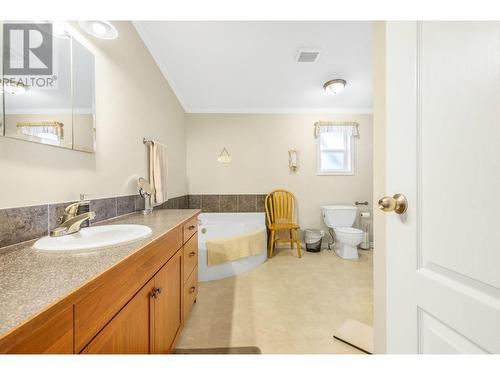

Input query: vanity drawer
[183,216,198,243]
[183,235,198,283]
[183,267,198,322]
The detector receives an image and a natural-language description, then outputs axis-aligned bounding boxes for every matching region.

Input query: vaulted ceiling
[134,21,372,113]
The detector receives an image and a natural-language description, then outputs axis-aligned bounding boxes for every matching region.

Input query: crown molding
[185,107,373,114]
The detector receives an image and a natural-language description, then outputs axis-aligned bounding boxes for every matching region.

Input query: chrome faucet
[50,202,96,237]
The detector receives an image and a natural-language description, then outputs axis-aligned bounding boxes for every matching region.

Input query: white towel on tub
[151,141,168,206]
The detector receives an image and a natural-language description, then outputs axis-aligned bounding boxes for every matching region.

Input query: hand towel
[151,141,168,206]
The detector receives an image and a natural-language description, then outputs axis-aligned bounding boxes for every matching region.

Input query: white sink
[33,224,153,251]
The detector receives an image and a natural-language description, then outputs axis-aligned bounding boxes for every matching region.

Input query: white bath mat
[333,319,373,354]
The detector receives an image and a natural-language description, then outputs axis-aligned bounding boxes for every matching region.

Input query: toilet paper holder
[355,201,369,206]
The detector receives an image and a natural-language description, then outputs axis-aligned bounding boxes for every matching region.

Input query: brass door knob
[378,193,408,215]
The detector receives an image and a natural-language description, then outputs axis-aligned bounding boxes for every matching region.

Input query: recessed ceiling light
[323,79,347,95]
[78,21,118,40]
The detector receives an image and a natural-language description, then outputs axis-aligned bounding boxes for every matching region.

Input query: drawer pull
[187,225,195,230]
[189,286,196,293]
[189,251,196,257]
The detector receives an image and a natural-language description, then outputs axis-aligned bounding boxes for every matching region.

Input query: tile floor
[177,246,373,354]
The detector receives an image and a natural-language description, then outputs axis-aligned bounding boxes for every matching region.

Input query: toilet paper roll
[360,212,371,219]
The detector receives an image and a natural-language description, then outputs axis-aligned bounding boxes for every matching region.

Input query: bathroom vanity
[0,209,199,354]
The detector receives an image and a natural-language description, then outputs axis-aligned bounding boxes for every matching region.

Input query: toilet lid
[336,227,363,234]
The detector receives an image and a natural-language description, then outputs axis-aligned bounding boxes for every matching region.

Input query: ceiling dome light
[323,79,347,95]
[78,21,119,40]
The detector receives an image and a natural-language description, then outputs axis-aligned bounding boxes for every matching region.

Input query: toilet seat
[335,227,363,235]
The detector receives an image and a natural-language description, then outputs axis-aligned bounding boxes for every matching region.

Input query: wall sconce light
[288,149,299,172]
[217,147,232,163]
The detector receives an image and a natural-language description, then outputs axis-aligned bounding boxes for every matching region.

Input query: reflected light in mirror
[2,81,28,95]
[78,21,118,40]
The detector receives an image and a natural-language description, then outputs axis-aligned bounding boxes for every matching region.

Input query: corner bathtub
[198,213,267,281]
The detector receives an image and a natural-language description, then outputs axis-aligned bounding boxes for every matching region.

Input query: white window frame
[316,129,355,176]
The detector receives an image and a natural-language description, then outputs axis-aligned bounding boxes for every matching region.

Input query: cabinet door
[81,280,154,354]
[153,250,182,353]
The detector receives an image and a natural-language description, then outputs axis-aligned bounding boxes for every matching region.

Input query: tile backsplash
[0,194,265,249]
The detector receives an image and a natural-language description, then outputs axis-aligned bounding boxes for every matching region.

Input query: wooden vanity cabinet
[82,249,184,354]
[0,212,199,355]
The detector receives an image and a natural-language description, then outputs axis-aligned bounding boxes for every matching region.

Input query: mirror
[1,22,96,152]
[72,38,96,152]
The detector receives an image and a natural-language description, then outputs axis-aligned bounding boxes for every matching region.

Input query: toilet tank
[321,205,358,228]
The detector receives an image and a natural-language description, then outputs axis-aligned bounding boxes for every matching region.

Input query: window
[316,126,354,175]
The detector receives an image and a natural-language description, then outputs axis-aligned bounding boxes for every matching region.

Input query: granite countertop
[0,208,200,338]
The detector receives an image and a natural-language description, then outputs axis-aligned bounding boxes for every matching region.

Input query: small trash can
[304,229,325,252]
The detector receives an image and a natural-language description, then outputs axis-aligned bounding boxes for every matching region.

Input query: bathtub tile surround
[162,195,189,209]
[188,195,202,209]
[201,195,221,213]
[238,195,259,212]
[220,195,238,212]
[256,195,266,212]
[0,194,189,249]
[0,205,48,249]
[188,194,266,213]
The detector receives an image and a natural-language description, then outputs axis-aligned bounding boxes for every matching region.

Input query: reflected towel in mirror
[151,141,168,206]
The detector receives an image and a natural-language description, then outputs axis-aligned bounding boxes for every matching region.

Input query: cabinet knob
[151,287,162,299]
[189,251,196,257]
[187,225,195,230]
[189,286,196,293]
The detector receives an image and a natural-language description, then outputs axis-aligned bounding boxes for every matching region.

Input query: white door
[384,21,500,353]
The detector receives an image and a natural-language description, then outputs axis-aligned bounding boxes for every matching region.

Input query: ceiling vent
[296,49,321,63]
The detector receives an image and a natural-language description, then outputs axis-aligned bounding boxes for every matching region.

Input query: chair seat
[268,223,300,230]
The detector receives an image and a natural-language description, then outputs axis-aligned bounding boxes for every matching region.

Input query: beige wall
[373,21,387,353]
[0,22,187,209]
[186,113,373,237]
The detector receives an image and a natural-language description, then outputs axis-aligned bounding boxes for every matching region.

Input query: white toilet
[321,205,364,260]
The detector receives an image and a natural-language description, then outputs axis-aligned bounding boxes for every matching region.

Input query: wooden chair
[264,189,302,258]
